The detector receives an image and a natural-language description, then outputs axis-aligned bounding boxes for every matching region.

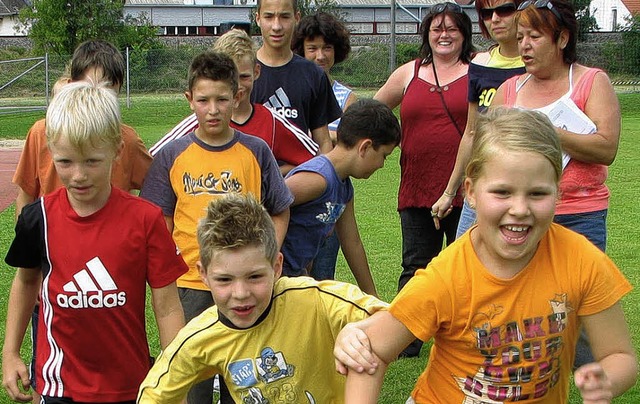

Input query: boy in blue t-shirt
[281,99,401,296]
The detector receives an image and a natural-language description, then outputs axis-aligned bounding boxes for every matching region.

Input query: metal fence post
[45,53,49,106]
[126,47,131,109]
[390,0,396,74]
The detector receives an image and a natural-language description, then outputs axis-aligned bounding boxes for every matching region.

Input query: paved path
[0,140,24,213]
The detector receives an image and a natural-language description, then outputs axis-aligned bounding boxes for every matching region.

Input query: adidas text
[57,291,127,309]
[274,108,298,119]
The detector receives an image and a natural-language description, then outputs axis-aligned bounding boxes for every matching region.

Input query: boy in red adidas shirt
[3,81,187,404]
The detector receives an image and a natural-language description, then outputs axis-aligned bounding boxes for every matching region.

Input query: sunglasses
[431,2,463,15]
[517,0,564,23]
[480,3,517,20]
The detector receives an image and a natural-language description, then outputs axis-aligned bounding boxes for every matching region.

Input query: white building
[0,0,29,36]
[590,0,639,31]
[124,0,476,36]
[3,0,478,37]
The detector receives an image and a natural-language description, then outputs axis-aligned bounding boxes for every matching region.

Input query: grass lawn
[0,91,638,403]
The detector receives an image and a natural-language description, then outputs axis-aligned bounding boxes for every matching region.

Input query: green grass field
[0,92,638,403]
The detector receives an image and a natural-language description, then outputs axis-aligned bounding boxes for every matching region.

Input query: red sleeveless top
[398,59,468,210]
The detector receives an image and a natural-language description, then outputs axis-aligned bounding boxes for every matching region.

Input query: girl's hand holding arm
[334,321,378,375]
[338,311,417,402]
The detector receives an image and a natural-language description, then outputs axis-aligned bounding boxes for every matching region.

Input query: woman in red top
[374,2,474,357]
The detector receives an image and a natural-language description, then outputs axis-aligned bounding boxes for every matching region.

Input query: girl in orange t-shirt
[333,108,636,403]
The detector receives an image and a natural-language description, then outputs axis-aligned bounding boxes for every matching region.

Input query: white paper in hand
[546,98,596,169]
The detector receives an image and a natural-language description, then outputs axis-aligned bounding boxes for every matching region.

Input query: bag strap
[432,61,464,137]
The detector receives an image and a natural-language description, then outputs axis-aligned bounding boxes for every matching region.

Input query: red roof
[621,0,640,14]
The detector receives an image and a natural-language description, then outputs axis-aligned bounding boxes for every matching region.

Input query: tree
[297,0,344,19]
[572,0,598,40]
[16,0,159,55]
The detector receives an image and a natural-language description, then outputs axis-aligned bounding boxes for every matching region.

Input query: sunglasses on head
[431,2,463,15]
[517,0,564,23]
[480,3,516,20]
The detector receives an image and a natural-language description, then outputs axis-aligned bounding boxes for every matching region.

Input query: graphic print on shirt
[264,87,299,121]
[256,347,295,384]
[229,346,320,403]
[56,256,126,309]
[241,387,269,404]
[182,169,243,195]
[315,201,346,224]
[478,88,497,109]
[455,294,573,402]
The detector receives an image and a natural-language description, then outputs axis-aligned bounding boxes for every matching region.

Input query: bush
[396,42,420,65]
[332,44,391,88]
[128,46,200,93]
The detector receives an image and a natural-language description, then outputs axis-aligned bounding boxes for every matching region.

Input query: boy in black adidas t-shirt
[252,0,341,154]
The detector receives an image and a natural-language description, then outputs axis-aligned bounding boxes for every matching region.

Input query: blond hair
[212,29,257,65]
[197,194,277,270]
[51,75,71,98]
[46,80,122,155]
[466,108,563,183]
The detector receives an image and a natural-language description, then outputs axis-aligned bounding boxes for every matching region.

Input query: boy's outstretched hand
[2,354,32,403]
[334,322,378,375]
[574,362,613,404]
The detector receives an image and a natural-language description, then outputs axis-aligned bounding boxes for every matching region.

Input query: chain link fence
[2,33,640,113]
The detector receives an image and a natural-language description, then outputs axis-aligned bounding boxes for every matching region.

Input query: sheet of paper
[546,99,596,169]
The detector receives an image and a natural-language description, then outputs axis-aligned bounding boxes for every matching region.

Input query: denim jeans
[310,230,341,280]
[554,209,607,252]
[178,288,233,403]
[553,209,607,368]
[455,198,476,239]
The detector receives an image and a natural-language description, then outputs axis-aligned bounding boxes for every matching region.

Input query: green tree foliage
[572,0,598,40]
[297,0,344,19]
[17,0,160,55]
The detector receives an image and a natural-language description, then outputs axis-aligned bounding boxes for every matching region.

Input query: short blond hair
[51,75,71,97]
[197,194,277,270]
[466,108,563,184]
[46,80,122,155]
[212,28,257,65]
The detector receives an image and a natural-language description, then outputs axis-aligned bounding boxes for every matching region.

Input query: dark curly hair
[292,12,351,65]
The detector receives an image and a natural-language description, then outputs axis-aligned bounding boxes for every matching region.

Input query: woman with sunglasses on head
[491,0,620,369]
[432,0,525,238]
[373,2,473,358]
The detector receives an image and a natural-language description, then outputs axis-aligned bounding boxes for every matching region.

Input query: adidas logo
[265,88,299,119]
[56,257,127,309]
